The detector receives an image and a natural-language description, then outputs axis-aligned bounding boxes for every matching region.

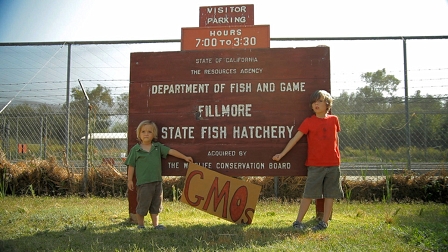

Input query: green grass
[1,197,447,251]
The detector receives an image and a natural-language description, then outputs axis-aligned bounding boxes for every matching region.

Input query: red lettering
[241,208,255,224]
[202,178,230,218]
[184,170,204,206]
[182,165,259,224]
[230,186,248,221]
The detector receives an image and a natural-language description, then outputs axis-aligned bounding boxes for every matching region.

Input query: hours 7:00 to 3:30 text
[195,37,257,47]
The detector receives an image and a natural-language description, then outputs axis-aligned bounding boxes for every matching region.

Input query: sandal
[311,221,328,232]
[292,220,306,231]
[154,224,166,230]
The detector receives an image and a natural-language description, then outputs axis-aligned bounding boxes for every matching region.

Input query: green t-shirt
[125,142,170,186]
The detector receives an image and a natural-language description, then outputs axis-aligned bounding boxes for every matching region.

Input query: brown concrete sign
[129,47,330,177]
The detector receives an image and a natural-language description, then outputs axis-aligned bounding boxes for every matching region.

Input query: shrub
[1,150,447,202]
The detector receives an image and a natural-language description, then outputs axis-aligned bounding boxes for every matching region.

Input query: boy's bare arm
[169,149,194,163]
[272,131,304,161]
[127,166,135,191]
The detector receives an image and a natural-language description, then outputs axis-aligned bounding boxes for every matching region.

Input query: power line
[0,43,67,113]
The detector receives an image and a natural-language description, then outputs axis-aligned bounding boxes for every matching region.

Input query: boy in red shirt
[273,90,343,231]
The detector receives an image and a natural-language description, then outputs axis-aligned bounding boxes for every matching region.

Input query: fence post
[15,118,18,160]
[43,116,47,160]
[79,80,91,194]
[423,113,427,161]
[65,43,71,166]
[39,116,43,159]
[83,100,90,194]
[402,38,411,169]
[4,121,10,160]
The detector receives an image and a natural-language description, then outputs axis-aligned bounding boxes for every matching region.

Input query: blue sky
[1,0,447,43]
[0,0,447,107]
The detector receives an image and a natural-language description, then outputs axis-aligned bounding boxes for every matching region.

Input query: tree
[409,90,445,152]
[115,93,129,114]
[336,67,448,160]
[108,92,129,133]
[69,84,115,141]
[360,68,400,97]
[71,84,114,109]
[335,69,405,154]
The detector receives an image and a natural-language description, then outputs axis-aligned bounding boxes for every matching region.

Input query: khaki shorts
[136,181,163,216]
[303,166,344,199]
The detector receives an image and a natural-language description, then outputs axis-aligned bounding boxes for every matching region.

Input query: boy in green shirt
[126,120,193,229]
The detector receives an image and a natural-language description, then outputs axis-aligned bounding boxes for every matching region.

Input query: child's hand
[185,156,193,163]
[127,180,134,191]
[272,154,282,161]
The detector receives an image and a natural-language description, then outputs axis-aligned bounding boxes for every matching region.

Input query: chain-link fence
[0,102,128,171]
[1,37,447,176]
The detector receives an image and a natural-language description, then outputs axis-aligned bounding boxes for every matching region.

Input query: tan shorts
[136,181,163,216]
[303,166,344,199]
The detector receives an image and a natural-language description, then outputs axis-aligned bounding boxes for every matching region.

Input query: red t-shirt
[298,114,341,167]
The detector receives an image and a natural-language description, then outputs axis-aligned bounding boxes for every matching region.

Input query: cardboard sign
[199,4,254,27]
[181,25,270,51]
[180,163,261,224]
[128,47,330,177]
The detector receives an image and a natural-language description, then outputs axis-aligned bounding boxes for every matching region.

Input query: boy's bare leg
[296,198,312,222]
[136,214,145,226]
[150,213,159,227]
[322,198,334,224]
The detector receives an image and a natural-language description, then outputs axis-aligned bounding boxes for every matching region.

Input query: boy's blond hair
[310,90,333,112]
[136,120,158,142]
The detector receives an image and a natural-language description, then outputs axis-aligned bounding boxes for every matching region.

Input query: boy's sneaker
[312,220,328,232]
[154,224,166,230]
[292,220,306,231]
[137,225,145,229]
